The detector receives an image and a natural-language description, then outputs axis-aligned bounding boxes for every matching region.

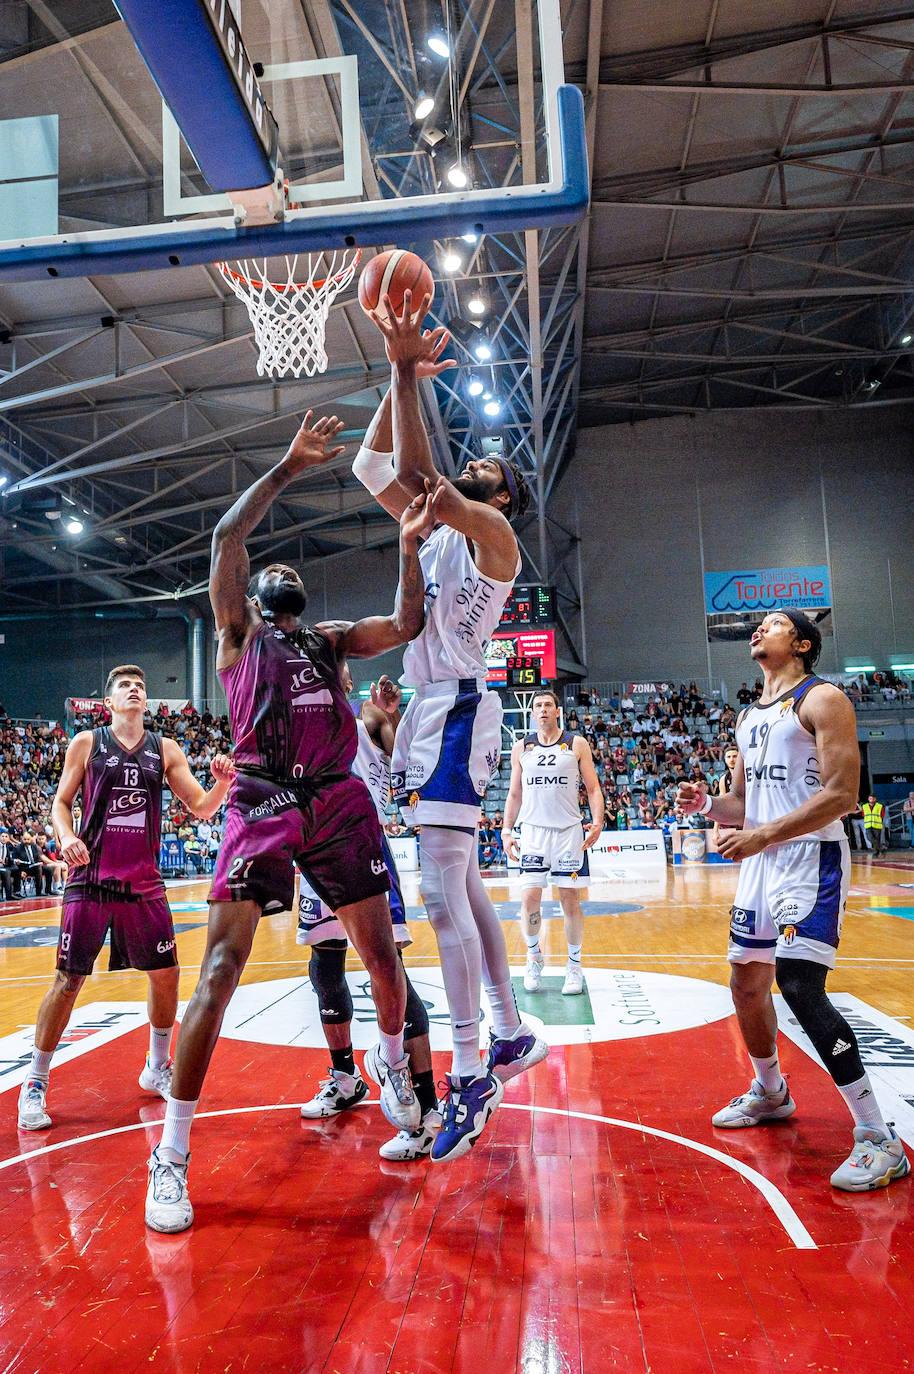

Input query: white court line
[0,1100,816,1250]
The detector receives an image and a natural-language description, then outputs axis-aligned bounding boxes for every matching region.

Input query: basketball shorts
[391,678,503,826]
[518,821,590,889]
[727,836,850,970]
[296,833,411,947]
[210,772,389,915]
[57,889,177,976]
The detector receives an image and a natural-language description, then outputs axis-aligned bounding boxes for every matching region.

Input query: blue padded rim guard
[112,0,278,192]
[0,85,588,281]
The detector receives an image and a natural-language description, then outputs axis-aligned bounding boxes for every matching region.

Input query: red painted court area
[2,1022,913,1374]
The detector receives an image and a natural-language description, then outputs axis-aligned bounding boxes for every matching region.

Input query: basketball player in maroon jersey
[17,665,235,1133]
[146,410,434,1233]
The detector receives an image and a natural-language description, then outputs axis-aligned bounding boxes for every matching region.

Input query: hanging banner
[704,565,833,643]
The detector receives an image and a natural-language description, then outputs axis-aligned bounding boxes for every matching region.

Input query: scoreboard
[505,656,543,689]
[498,584,556,628]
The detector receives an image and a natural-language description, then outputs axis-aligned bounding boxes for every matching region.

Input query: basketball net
[216,250,361,377]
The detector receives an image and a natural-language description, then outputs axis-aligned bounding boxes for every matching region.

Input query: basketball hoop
[216,250,362,377]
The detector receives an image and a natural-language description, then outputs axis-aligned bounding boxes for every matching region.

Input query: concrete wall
[552,407,914,697]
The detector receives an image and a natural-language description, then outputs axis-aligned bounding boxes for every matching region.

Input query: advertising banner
[704,565,832,643]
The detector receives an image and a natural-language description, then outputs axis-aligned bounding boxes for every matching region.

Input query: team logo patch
[729,905,756,936]
[781,925,798,944]
[409,791,421,807]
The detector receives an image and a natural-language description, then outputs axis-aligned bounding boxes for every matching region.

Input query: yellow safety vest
[862,802,884,829]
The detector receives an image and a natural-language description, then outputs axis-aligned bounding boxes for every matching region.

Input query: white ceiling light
[414,93,434,120]
[474,341,492,361]
[447,163,468,188]
[483,399,502,416]
[461,231,478,244]
[442,251,462,273]
[467,296,486,316]
[65,517,84,534]
[468,378,484,396]
[427,35,450,57]
[901,333,912,345]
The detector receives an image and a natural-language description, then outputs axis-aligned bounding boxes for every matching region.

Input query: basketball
[357,249,434,322]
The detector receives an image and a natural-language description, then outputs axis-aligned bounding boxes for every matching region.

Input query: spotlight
[442,252,462,273]
[414,92,434,120]
[902,333,912,345]
[447,163,469,188]
[0,474,6,490]
[427,34,450,57]
[474,340,492,361]
[468,378,484,396]
[65,517,84,534]
[483,399,502,417]
[461,231,478,244]
[467,296,486,316]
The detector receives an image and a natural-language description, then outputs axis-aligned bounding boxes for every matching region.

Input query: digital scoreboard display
[485,630,556,685]
[505,656,544,689]
[498,584,556,627]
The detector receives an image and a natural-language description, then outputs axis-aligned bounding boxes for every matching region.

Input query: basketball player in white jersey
[353,291,548,1162]
[677,609,909,1191]
[296,668,439,1160]
[502,689,604,994]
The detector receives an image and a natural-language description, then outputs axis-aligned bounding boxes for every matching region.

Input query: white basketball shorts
[518,821,590,888]
[727,836,850,970]
[391,678,503,826]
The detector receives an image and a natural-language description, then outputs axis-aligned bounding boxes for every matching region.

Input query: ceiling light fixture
[447,163,468,188]
[427,34,450,57]
[442,251,462,273]
[467,378,484,396]
[474,341,492,361]
[467,296,486,316]
[65,517,84,534]
[414,92,434,120]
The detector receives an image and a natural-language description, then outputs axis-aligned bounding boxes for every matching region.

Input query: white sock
[524,924,541,953]
[378,1027,405,1067]
[28,1048,53,1083]
[837,1073,890,1134]
[567,941,583,966]
[149,1025,172,1070]
[159,1096,198,1162]
[749,1052,783,1095]
[452,1019,482,1078]
[486,979,521,1040]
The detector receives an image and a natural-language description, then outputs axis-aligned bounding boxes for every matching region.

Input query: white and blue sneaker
[18,1078,51,1131]
[363,1045,420,1131]
[486,1024,550,1083]
[830,1124,911,1192]
[430,1071,504,1163]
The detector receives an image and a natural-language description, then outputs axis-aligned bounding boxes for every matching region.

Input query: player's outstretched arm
[51,732,93,868]
[210,411,345,656]
[362,676,402,756]
[575,737,605,847]
[163,741,236,819]
[316,487,434,659]
[500,741,525,862]
[353,331,454,519]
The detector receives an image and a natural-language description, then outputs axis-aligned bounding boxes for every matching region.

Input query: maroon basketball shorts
[57,890,177,976]
[210,772,390,915]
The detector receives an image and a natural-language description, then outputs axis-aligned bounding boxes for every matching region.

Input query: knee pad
[776,956,863,1086]
[403,969,430,1042]
[308,940,352,1025]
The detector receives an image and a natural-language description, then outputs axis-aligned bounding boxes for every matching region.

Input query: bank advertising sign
[704,565,832,642]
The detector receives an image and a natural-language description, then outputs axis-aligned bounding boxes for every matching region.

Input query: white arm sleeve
[352,446,396,496]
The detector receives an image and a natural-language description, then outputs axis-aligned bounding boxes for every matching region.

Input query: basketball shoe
[562,963,584,995]
[711,1079,796,1128]
[378,1109,442,1161]
[363,1045,420,1130]
[431,1071,504,1163]
[18,1078,51,1131]
[485,1024,550,1083]
[524,951,544,992]
[830,1125,911,1192]
[139,1056,173,1101]
[145,1147,193,1233]
[300,1068,369,1119]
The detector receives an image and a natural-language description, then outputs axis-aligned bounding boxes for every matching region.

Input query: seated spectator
[12,830,51,896]
[37,834,66,894]
[0,829,16,899]
[183,834,207,875]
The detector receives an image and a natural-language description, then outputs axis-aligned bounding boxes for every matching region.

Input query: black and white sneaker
[300,1067,369,1119]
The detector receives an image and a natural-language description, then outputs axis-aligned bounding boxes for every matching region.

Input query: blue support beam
[112,0,278,192]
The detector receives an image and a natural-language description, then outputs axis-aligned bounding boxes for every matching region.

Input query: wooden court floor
[1,853,913,1373]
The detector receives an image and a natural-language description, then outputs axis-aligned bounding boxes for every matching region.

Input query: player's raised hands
[400,482,439,544]
[370,290,456,375]
[370,676,402,715]
[283,410,346,475]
